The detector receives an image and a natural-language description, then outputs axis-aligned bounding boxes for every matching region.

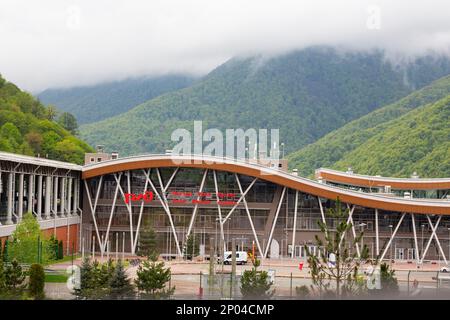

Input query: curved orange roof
[82,155,450,215]
[316,168,450,190]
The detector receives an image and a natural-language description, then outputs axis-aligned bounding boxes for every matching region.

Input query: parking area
[44,257,450,299]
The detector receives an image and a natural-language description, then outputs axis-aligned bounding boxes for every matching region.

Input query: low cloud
[1,0,450,92]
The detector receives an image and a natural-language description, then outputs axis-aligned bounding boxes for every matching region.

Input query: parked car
[440,266,449,273]
[221,251,248,265]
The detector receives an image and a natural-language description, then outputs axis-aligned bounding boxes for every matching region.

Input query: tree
[295,285,310,299]
[0,259,6,296]
[25,131,43,155]
[57,112,79,135]
[379,263,399,293]
[4,259,26,298]
[0,122,22,150]
[134,256,174,299]
[183,233,199,260]
[8,212,50,264]
[41,131,62,159]
[45,105,58,121]
[305,198,369,298]
[240,258,274,299]
[137,223,158,258]
[74,257,95,299]
[28,263,45,300]
[57,240,64,259]
[2,239,8,262]
[54,138,85,164]
[109,260,134,299]
[48,235,59,261]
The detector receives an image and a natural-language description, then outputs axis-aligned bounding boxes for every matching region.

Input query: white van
[222,251,248,265]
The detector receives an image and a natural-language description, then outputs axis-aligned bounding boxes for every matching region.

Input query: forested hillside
[80,47,450,156]
[0,75,93,164]
[38,74,195,124]
[288,75,450,177]
[332,95,450,177]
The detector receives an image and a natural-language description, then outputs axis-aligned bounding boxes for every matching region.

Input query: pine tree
[48,235,59,260]
[183,233,199,260]
[137,223,158,258]
[109,260,134,299]
[240,258,274,299]
[379,263,399,293]
[28,263,45,300]
[134,256,174,299]
[74,257,95,299]
[4,259,26,298]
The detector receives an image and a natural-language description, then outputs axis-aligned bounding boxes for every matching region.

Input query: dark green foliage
[0,74,94,163]
[109,260,134,299]
[137,223,158,258]
[0,259,5,295]
[74,258,119,299]
[38,75,195,124]
[57,112,79,134]
[80,48,450,156]
[4,259,26,298]
[48,235,59,261]
[240,258,274,299]
[331,95,450,177]
[295,285,310,299]
[28,263,45,299]
[183,233,199,260]
[2,239,8,262]
[305,198,369,298]
[289,75,450,177]
[134,257,174,299]
[379,263,399,293]
[57,240,64,260]
[74,257,95,298]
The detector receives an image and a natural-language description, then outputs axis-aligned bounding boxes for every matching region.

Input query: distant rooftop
[0,151,82,171]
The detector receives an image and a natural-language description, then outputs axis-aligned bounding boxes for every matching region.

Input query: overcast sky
[1,0,450,92]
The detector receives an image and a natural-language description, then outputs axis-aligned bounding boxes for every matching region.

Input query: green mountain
[334,95,450,177]
[38,75,195,124]
[0,74,93,164]
[80,47,450,156]
[287,75,450,177]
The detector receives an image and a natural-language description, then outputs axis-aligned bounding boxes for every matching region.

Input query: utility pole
[231,238,236,299]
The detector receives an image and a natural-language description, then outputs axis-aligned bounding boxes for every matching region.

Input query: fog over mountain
[1,0,450,92]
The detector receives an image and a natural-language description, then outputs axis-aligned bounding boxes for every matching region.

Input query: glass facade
[82,167,450,261]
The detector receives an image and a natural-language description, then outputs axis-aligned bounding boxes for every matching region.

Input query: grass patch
[44,254,81,266]
[44,273,69,283]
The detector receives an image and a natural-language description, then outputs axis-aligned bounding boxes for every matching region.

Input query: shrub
[28,264,45,299]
